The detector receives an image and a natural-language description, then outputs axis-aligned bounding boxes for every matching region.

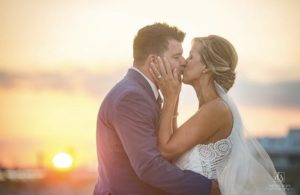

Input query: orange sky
[0,0,299,169]
[0,88,99,168]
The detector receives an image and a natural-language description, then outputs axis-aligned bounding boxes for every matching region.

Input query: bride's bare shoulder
[200,98,233,140]
[196,98,233,130]
[198,98,230,115]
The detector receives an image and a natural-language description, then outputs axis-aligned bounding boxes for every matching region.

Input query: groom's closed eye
[172,54,181,59]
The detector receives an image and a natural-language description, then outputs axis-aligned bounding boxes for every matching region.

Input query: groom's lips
[178,67,184,73]
[179,68,185,74]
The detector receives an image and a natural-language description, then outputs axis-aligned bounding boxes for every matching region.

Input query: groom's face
[161,39,186,75]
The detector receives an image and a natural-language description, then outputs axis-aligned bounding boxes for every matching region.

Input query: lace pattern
[174,136,232,179]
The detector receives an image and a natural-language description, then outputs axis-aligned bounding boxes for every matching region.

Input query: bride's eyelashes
[186,55,192,62]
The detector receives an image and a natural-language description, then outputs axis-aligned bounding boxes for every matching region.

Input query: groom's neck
[133,64,157,87]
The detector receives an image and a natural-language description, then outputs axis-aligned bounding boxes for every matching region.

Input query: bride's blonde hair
[193,35,238,91]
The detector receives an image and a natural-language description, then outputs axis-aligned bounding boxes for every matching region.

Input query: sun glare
[52,152,73,169]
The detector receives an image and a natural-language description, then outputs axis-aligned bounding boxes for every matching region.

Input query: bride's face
[182,43,206,84]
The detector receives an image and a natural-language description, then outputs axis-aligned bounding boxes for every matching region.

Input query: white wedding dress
[174,82,286,195]
[175,134,233,180]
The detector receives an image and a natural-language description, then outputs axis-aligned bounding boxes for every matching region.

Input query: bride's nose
[186,56,191,62]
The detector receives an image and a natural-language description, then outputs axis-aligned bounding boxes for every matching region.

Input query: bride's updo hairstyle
[193,35,238,91]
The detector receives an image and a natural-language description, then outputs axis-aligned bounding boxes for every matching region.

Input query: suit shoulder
[102,78,146,107]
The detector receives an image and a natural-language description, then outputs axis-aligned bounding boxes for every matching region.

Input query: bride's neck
[192,77,219,108]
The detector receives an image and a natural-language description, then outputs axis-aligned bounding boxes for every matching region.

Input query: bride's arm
[173,97,179,131]
[159,99,226,161]
[150,57,227,161]
[159,95,178,155]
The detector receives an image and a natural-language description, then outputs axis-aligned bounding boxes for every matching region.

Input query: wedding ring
[157,75,162,79]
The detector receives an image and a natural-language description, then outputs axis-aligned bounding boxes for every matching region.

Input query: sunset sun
[52,152,73,169]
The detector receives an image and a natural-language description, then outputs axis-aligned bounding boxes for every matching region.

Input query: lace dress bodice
[172,83,286,194]
[174,135,233,179]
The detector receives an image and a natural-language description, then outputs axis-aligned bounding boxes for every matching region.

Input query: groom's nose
[180,59,187,68]
[180,57,187,66]
[179,62,186,73]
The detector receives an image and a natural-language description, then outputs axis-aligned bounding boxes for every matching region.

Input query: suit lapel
[126,69,162,115]
[126,69,157,101]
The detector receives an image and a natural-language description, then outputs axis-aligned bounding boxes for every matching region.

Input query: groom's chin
[181,79,189,85]
[181,77,192,85]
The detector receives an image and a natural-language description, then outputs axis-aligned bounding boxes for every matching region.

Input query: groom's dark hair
[133,22,185,66]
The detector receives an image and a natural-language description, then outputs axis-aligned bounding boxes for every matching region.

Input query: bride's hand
[150,56,181,101]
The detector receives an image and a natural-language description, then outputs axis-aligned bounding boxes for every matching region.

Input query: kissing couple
[94,23,286,195]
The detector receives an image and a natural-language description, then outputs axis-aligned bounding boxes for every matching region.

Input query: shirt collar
[130,67,159,100]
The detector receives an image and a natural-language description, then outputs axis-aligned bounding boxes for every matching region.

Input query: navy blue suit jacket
[94,69,211,195]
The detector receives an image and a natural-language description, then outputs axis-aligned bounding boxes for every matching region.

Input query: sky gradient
[0,0,299,169]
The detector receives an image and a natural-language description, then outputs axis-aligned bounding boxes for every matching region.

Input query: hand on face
[149,56,181,101]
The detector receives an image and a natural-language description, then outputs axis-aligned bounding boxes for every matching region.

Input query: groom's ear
[147,54,158,66]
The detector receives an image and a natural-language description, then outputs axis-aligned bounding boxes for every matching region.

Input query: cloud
[0,71,71,90]
[230,80,300,108]
[0,68,125,97]
[1,68,300,108]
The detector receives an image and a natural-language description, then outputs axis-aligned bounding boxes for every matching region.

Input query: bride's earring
[202,67,209,74]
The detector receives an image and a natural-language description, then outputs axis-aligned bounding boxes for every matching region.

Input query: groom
[94,23,220,195]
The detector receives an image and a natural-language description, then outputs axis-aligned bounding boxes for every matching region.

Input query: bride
[150,35,286,195]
